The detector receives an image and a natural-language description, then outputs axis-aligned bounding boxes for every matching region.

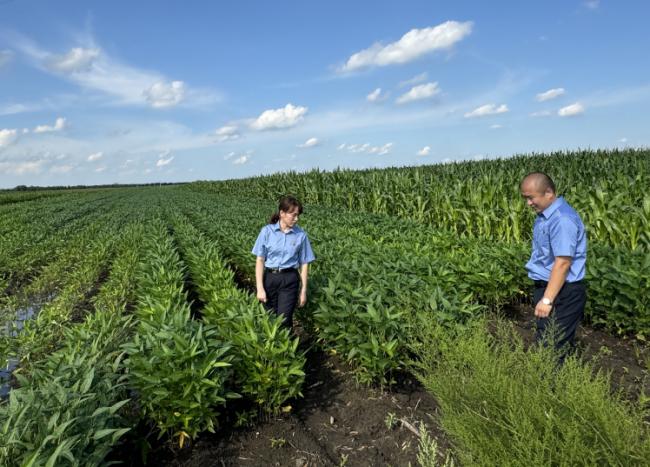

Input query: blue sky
[0,0,648,188]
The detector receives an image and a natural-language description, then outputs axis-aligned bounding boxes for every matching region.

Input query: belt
[534,280,584,288]
[265,267,297,274]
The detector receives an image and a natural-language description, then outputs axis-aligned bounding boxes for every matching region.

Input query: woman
[252,195,315,328]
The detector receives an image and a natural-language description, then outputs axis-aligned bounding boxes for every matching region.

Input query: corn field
[0,148,648,465]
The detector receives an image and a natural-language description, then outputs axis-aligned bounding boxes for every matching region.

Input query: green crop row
[0,192,115,295]
[169,211,305,414]
[186,148,650,251]
[122,218,237,448]
[171,189,649,382]
[0,221,146,466]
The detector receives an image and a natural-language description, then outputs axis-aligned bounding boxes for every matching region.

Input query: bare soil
[115,324,450,467]
[506,303,650,400]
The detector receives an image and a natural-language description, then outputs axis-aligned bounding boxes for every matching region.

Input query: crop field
[0,149,649,466]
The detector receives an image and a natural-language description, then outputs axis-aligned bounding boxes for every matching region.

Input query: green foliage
[207,303,305,411]
[188,148,650,251]
[122,221,238,446]
[0,312,133,467]
[314,277,405,385]
[411,318,650,466]
[417,423,455,467]
[586,244,650,337]
[170,213,305,413]
[123,310,236,443]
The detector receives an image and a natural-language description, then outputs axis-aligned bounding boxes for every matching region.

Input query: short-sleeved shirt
[525,196,587,282]
[252,222,315,269]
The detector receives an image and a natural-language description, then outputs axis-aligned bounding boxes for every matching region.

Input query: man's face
[520,180,555,214]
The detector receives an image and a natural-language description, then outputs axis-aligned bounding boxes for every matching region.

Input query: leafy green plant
[170,214,305,413]
[410,318,650,466]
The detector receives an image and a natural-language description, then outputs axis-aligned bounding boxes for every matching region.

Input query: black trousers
[533,281,587,359]
[263,269,300,328]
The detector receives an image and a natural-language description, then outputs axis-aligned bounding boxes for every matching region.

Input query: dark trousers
[533,281,587,361]
[263,269,300,328]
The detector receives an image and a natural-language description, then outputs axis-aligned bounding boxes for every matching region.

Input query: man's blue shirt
[525,196,587,282]
[252,222,315,269]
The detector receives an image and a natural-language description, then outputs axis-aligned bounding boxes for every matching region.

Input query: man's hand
[257,288,267,303]
[298,289,307,307]
[534,300,553,318]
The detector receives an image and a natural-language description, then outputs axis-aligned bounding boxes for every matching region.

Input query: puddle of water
[1,300,46,398]
[0,358,18,398]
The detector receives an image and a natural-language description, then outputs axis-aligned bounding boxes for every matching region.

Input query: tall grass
[410,317,650,466]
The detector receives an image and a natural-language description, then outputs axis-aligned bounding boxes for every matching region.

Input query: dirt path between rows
[138,325,450,467]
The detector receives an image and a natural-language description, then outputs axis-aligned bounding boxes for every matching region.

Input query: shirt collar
[273,221,295,233]
[540,196,564,219]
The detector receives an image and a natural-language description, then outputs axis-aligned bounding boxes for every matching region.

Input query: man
[520,172,587,359]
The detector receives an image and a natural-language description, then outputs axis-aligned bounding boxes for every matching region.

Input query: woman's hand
[298,289,307,307]
[257,288,267,303]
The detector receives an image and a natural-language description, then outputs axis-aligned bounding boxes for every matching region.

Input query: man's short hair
[521,172,556,193]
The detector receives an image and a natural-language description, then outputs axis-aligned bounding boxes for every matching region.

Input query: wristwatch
[541,297,553,306]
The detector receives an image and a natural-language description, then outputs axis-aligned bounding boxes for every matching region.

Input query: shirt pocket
[534,225,551,255]
[287,237,301,259]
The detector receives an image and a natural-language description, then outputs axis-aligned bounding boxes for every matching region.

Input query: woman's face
[279,206,300,228]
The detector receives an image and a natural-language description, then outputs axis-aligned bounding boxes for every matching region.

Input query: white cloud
[46,47,99,73]
[396,82,440,104]
[536,88,565,102]
[464,104,508,118]
[225,150,253,164]
[156,151,174,167]
[0,103,34,116]
[0,50,14,68]
[367,88,383,102]
[369,143,393,155]
[530,110,552,117]
[417,146,431,156]
[250,103,308,130]
[619,137,628,143]
[232,154,251,165]
[0,129,18,148]
[50,165,74,174]
[399,72,428,88]
[298,137,319,148]
[339,142,393,155]
[12,38,217,109]
[87,151,103,162]
[490,124,503,129]
[340,20,473,72]
[143,81,185,108]
[95,166,107,173]
[214,125,240,142]
[0,160,45,175]
[33,117,67,133]
[558,102,584,117]
[584,0,600,9]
